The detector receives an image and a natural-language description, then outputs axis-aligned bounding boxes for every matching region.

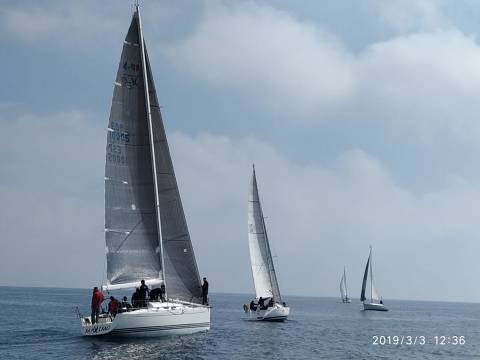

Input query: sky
[2,0,480,302]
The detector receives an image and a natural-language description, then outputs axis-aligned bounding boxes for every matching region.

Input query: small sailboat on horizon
[360,246,388,311]
[245,165,290,321]
[340,266,351,303]
[78,3,210,336]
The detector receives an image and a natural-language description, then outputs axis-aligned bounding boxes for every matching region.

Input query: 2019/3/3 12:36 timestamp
[372,335,466,345]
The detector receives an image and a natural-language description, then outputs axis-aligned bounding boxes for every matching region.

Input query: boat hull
[247,304,290,321]
[363,302,388,311]
[80,301,210,337]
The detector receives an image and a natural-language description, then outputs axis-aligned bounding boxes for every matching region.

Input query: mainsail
[104,7,202,303]
[248,166,282,302]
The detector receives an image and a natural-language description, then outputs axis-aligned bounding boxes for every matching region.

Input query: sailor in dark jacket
[201,277,209,305]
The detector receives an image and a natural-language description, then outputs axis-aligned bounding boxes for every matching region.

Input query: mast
[369,246,373,303]
[136,4,167,297]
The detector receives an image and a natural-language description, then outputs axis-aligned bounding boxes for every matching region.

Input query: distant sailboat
[79,3,210,336]
[246,165,290,321]
[360,247,388,311]
[340,266,351,303]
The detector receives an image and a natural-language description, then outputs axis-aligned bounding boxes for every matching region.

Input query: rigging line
[113,217,144,253]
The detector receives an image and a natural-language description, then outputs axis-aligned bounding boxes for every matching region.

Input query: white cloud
[170,132,480,302]
[166,2,480,142]
[1,110,480,301]
[373,0,448,32]
[0,111,105,287]
[0,4,122,47]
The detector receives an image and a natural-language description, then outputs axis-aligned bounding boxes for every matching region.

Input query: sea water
[0,286,479,359]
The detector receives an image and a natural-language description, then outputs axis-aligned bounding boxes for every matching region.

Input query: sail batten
[248,167,282,302]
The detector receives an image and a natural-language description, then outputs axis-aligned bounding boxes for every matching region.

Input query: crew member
[139,279,150,307]
[121,296,132,312]
[91,287,104,325]
[131,288,140,308]
[201,277,209,305]
[108,296,120,318]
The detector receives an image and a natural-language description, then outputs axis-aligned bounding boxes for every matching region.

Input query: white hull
[363,302,388,311]
[342,298,352,303]
[246,304,290,321]
[80,301,210,337]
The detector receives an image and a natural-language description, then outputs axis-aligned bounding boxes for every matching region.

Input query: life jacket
[109,299,119,313]
[91,291,104,309]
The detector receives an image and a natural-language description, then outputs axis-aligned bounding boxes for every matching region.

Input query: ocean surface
[0,287,479,359]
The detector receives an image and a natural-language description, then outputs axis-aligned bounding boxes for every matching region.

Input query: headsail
[344,267,349,300]
[104,7,202,303]
[341,266,349,301]
[248,166,282,302]
[340,272,346,301]
[369,250,380,302]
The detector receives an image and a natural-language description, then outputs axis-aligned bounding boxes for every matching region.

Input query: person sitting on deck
[139,279,150,307]
[249,300,257,311]
[149,287,162,301]
[120,296,132,312]
[268,298,274,308]
[108,296,120,318]
[131,288,140,308]
[90,287,104,325]
[258,297,267,310]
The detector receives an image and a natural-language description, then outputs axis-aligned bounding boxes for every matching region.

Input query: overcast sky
[2,0,480,302]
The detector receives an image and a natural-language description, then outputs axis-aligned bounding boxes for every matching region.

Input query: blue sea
[0,287,479,359]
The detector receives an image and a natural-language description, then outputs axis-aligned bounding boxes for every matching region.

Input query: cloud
[166,1,480,142]
[0,111,105,287]
[373,0,449,32]
[0,3,123,48]
[1,110,480,301]
[170,132,480,302]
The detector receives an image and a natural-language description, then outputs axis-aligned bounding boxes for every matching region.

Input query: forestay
[248,167,282,302]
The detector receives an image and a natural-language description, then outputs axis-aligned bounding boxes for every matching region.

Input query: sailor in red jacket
[108,296,120,318]
[91,287,104,325]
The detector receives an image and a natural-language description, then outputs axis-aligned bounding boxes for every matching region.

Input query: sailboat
[79,3,210,336]
[246,165,290,321]
[340,266,351,303]
[360,247,388,311]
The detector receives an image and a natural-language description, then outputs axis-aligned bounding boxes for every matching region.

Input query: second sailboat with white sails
[245,165,290,321]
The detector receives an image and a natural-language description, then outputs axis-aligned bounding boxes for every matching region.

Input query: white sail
[369,254,380,302]
[340,273,346,300]
[248,166,282,302]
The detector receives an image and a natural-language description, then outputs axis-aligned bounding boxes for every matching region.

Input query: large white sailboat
[340,266,351,303]
[79,3,210,336]
[360,247,388,311]
[246,166,290,321]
